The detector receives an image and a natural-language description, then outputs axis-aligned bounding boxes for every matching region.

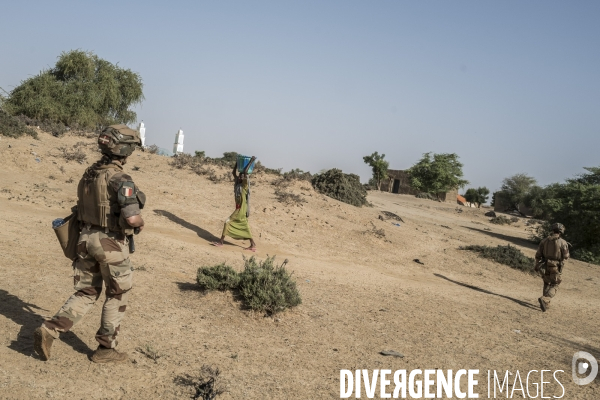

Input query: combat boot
[538,297,547,312]
[33,327,55,361]
[90,346,128,363]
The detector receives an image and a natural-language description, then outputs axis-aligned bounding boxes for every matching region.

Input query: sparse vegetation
[311,168,368,207]
[58,145,87,163]
[175,365,225,400]
[460,244,535,273]
[195,256,301,315]
[365,222,386,239]
[137,343,162,362]
[146,144,159,154]
[274,188,306,205]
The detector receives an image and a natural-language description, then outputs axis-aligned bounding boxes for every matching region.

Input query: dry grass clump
[489,215,519,225]
[170,153,198,169]
[175,365,225,400]
[136,343,162,362]
[195,256,301,315]
[365,221,386,239]
[58,145,87,163]
[460,244,535,273]
[274,188,306,205]
[145,144,159,154]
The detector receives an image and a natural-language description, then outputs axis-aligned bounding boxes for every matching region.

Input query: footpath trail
[0,131,598,399]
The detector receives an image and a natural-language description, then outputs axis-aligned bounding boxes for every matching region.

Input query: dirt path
[0,131,598,399]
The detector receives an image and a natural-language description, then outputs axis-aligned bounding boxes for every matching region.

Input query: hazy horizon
[2,1,599,193]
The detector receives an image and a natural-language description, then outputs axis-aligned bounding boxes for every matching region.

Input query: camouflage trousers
[540,266,562,309]
[42,227,133,348]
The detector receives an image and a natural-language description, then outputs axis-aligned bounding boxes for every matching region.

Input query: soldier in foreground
[34,125,145,363]
[534,223,569,312]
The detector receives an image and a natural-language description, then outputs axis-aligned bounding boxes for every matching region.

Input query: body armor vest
[543,236,563,261]
[77,163,121,231]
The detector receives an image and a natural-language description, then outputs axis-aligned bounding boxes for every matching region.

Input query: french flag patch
[122,187,133,197]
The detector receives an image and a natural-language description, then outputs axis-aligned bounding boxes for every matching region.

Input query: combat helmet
[551,222,565,234]
[98,124,141,157]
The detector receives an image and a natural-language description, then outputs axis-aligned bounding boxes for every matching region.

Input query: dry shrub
[175,365,225,400]
[146,144,159,154]
[253,160,282,175]
[15,114,68,137]
[59,145,87,163]
[365,221,386,239]
[460,244,535,273]
[136,343,162,362]
[197,264,240,291]
[416,192,436,200]
[0,109,38,139]
[238,256,301,315]
[170,153,198,169]
[311,168,368,207]
[274,188,306,205]
[195,256,301,315]
[490,215,519,225]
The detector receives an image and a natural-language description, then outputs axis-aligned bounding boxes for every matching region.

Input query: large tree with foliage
[497,173,537,215]
[363,152,389,191]
[527,167,600,264]
[464,187,490,208]
[4,50,144,129]
[408,152,468,198]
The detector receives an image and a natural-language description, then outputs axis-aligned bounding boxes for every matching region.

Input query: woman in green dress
[212,156,257,251]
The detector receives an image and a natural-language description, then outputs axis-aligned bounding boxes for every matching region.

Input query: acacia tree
[464,187,490,208]
[363,152,389,190]
[4,50,144,129]
[498,173,537,215]
[408,152,468,198]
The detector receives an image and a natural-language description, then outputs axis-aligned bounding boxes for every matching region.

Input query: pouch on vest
[53,207,81,260]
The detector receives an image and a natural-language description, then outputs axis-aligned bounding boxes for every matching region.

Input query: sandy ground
[0,131,598,399]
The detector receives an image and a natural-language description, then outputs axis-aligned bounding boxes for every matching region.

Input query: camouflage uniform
[535,233,569,310]
[35,125,143,362]
[42,161,141,348]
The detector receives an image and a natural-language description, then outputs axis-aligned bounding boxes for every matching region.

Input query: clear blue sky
[2,1,599,192]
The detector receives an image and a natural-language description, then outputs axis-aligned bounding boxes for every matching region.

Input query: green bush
[196,263,240,291]
[4,50,143,129]
[311,168,368,207]
[238,256,302,314]
[460,244,535,273]
[0,108,37,138]
[195,257,302,314]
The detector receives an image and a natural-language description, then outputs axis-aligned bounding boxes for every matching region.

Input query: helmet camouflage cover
[98,124,141,157]
[551,222,565,234]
